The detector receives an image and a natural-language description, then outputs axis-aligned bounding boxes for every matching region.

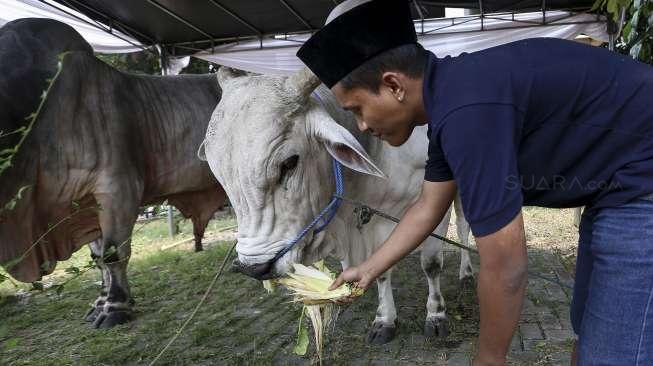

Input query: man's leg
[570,212,595,366]
[576,199,653,365]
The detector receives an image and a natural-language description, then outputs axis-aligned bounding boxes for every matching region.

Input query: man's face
[332,81,417,146]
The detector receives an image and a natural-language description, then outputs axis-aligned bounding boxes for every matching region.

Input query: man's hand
[329,264,375,291]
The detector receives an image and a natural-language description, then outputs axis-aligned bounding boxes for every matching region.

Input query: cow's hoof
[424,317,449,338]
[92,310,131,329]
[84,306,102,322]
[194,245,203,252]
[367,321,396,345]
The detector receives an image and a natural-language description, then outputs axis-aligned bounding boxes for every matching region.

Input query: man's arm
[473,212,528,366]
[330,179,456,290]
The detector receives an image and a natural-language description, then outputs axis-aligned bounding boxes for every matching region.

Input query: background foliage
[96,51,217,75]
[595,0,653,64]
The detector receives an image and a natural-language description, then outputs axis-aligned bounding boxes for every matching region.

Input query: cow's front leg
[88,192,139,328]
[84,240,111,322]
[88,237,133,329]
[454,195,474,285]
[421,208,451,338]
[368,269,397,345]
[193,231,203,252]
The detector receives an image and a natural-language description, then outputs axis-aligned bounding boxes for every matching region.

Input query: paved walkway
[312,248,576,366]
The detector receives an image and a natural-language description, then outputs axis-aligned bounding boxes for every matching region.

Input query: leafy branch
[594,0,653,63]
[1,52,71,226]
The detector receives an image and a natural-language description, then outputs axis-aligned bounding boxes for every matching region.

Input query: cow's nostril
[230,258,274,280]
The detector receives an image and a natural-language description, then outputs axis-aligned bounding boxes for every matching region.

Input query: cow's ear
[312,118,386,179]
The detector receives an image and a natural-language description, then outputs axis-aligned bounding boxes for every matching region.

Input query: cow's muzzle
[231,258,275,280]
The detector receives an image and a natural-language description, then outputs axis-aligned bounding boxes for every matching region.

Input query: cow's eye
[279,155,299,188]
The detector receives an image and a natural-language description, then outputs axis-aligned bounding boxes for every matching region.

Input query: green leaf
[40,261,51,272]
[2,257,22,271]
[3,200,16,211]
[631,40,643,58]
[0,324,9,339]
[4,337,19,350]
[103,246,117,260]
[64,267,80,275]
[623,21,633,42]
[591,0,606,11]
[31,281,43,291]
[293,308,309,356]
[0,148,16,156]
[0,273,6,284]
[633,9,641,29]
[14,186,28,201]
[23,113,36,122]
[607,0,618,15]
[53,284,65,295]
[0,159,12,172]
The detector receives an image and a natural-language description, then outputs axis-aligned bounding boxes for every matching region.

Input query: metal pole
[167,206,177,237]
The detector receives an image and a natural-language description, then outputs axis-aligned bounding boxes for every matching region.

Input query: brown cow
[0,18,225,328]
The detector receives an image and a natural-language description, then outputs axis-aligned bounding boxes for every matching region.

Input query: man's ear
[311,115,386,179]
[381,72,405,101]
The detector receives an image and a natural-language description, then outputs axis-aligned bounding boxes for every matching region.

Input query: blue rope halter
[268,159,344,263]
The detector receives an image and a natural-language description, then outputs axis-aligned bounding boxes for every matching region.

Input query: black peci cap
[297,0,418,88]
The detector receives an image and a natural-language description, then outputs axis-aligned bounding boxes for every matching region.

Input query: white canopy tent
[0,0,143,53]
[1,1,607,74]
[196,10,607,75]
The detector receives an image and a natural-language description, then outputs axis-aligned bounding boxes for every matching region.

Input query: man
[296,0,653,365]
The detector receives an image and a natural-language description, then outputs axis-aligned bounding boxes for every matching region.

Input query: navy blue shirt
[423,38,653,236]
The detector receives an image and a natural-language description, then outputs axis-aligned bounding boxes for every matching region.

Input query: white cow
[201,66,474,344]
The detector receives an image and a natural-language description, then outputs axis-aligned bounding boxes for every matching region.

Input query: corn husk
[276,263,364,304]
[263,262,364,364]
[262,279,275,293]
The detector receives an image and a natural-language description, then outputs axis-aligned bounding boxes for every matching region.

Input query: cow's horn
[286,66,321,100]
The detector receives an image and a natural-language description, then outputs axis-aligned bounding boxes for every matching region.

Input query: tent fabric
[0,1,606,76]
[48,0,594,56]
[0,0,143,53]
[195,11,607,75]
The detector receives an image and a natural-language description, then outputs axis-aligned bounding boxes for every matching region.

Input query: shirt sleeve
[424,125,454,182]
[439,104,524,236]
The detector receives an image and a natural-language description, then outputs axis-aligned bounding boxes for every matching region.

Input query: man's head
[297,0,428,146]
[332,44,428,146]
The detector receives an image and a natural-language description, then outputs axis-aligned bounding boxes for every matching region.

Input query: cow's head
[202,66,385,279]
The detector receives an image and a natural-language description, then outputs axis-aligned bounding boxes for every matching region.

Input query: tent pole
[278,0,312,30]
[147,0,216,40]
